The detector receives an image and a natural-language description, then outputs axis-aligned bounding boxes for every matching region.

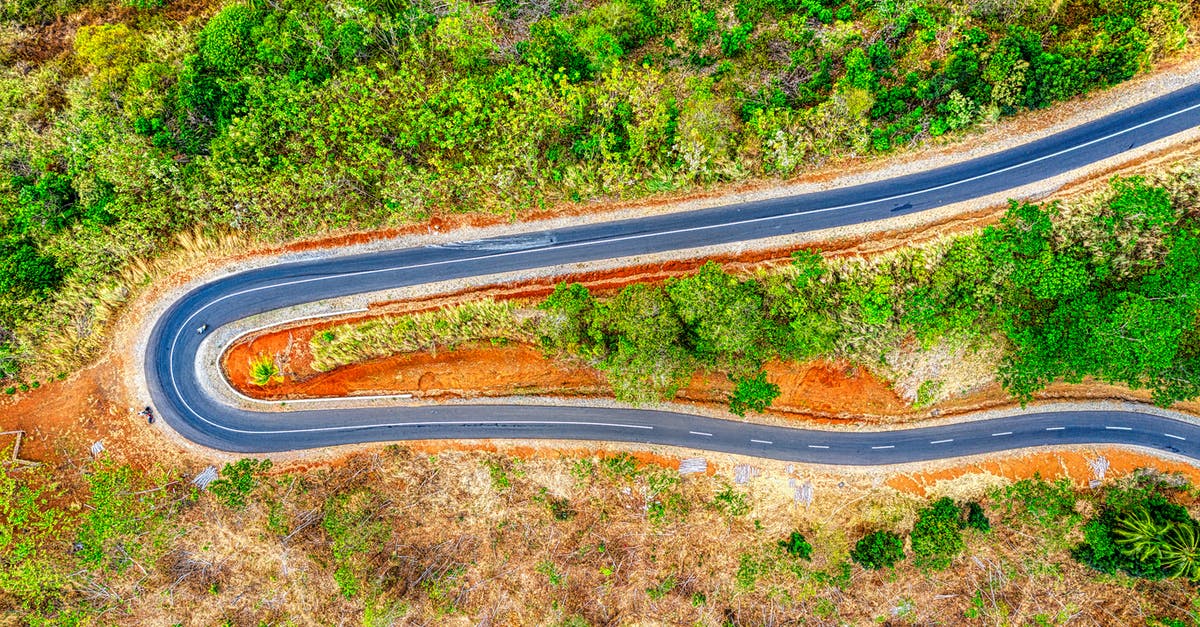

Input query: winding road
[147,83,1200,463]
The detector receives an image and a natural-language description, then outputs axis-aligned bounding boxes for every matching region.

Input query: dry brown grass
[97,447,1200,625]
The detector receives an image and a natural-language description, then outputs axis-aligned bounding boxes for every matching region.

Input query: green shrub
[779,531,813,559]
[601,452,638,479]
[729,370,781,416]
[485,460,512,491]
[910,497,964,570]
[964,501,990,533]
[74,461,164,569]
[646,575,676,600]
[850,530,905,570]
[208,458,273,509]
[0,464,70,614]
[713,486,750,517]
[994,477,1078,528]
[324,490,390,598]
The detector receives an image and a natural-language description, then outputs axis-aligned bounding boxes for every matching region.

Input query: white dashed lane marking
[992,432,1013,437]
[808,445,829,449]
[930,439,953,444]
[1166,433,1187,441]
[1045,427,1065,431]
[871,445,895,450]
[1106,426,1132,431]
[751,439,773,445]
[689,431,713,437]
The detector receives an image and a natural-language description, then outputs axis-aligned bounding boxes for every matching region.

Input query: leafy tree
[763,250,841,359]
[198,4,256,76]
[667,262,767,375]
[0,237,61,309]
[539,282,600,354]
[850,530,905,570]
[593,283,694,402]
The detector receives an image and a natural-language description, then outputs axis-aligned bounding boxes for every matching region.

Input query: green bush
[964,502,990,533]
[601,452,638,479]
[208,458,273,509]
[713,486,750,517]
[994,477,1078,528]
[910,497,964,570]
[1073,480,1200,581]
[850,530,905,570]
[779,531,813,559]
[74,461,170,569]
[729,370,781,416]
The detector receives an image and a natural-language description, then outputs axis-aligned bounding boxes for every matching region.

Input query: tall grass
[310,300,543,372]
[10,226,245,381]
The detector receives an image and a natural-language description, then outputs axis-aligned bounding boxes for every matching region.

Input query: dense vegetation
[532,172,1200,410]
[4,446,1197,624]
[0,0,1191,383]
[306,169,1200,413]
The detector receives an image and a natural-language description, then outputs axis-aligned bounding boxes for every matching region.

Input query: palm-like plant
[1161,522,1200,581]
[248,354,282,387]
[1113,509,1169,562]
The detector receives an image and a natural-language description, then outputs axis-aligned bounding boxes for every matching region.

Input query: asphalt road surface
[146,82,1200,462]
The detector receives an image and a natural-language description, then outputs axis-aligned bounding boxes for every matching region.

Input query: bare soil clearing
[887,447,1200,496]
[228,331,913,419]
[0,354,199,468]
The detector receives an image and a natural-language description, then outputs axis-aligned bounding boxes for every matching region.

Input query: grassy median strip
[309,300,545,373]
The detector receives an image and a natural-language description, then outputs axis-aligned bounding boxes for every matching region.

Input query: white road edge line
[930,439,953,444]
[751,439,773,445]
[1166,433,1187,441]
[164,97,1200,435]
[1105,426,1132,431]
[1045,427,1065,431]
[689,431,713,437]
[992,432,1013,436]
